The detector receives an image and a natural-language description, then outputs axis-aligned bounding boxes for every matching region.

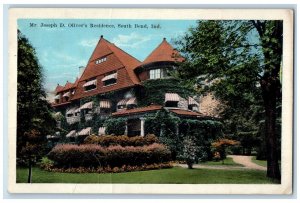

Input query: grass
[251,157,281,169]
[17,166,278,184]
[251,157,268,167]
[200,157,243,167]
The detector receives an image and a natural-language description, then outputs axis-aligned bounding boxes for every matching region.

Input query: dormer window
[95,57,107,65]
[102,72,117,86]
[83,78,97,91]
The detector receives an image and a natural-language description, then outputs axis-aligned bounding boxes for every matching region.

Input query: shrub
[83,134,159,147]
[39,157,54,170]
[47,143,171,168]
[182,137,197,169]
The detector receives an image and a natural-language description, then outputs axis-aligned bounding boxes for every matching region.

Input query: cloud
[112,32,151,48]
[79,38,98,47]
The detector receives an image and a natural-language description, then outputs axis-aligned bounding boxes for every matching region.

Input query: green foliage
[145,110,181,159]
[138,78,194,106]
[17,30,56,169]
[144,109,223,161]
[174,20,283,180]
[179,119,223,161]
[84,134,159,147]
[39,157,54,170]
[104,117,126,135]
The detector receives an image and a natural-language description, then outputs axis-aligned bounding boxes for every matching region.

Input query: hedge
[83,134,159,147]
[47,143,171,168]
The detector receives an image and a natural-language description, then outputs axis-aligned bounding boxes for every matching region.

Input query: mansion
[51,36,221,140]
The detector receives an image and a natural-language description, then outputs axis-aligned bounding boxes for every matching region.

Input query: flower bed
[42,162,173,173]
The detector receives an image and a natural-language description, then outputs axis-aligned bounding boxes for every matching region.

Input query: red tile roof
[169,109,204,117]
[55,85,64,93]
[142,38,185,66]
[72,77,79,88]
[51,101,71,107]
[62,81,74,91]
[112,105,163,116]
[70,36,142,100]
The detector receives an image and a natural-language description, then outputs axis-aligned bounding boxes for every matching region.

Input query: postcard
[7,8,293,194]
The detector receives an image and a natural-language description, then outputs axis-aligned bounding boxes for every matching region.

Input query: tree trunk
[27,159,32,183]
[261,79,281,181]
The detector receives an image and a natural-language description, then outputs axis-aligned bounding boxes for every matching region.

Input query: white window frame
[95,57,107,65]
[150,69,162,79]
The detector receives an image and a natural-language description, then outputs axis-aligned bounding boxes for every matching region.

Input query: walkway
[177,155,267,171]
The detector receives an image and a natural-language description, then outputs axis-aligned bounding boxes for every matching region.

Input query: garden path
[227,155,267,171]
[176,155,267,171]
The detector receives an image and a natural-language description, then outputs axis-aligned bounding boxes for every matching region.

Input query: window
[83,79,97,91]
[150,69,161,79]
[102,72,117,86]
[95,57,107,65]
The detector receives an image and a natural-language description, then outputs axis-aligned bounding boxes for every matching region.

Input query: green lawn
[251,157,268,167]
[251,157,281,169]
[17,166,278,184]
[200,157,243,167]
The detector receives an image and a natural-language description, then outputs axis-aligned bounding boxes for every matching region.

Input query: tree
[17,30,56,183]
[211,139,240,164]
[175,20,282,180]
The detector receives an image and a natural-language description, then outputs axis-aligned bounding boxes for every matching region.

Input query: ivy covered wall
[137,78,195,106]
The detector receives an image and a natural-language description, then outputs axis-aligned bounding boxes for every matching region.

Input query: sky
[18,19,198,96]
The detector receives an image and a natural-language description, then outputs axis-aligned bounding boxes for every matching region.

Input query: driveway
[177,155,267,171]
[227,155,267,171]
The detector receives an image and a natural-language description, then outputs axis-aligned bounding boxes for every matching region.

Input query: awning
[66,107,76,115]
[98,127,106,135]
[165,93,180,102]
[77,127,92,136]
[188,97,199,106]
[80,101,93,110]
[101,73,117,82]
[117,99,129,106]
[66,130,77,138]
[99,100,111,108]
[54,94,61,99]
[83,79,97,87]
[63,92,70,97]
[74,108,81,113]
[126,97,137,105]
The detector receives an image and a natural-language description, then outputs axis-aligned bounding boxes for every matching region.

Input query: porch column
[175,122,179,136]
[124,120,128,136]
[140,117,145,137]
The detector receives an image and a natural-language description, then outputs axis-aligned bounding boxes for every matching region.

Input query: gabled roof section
[88,36,113,62]
[142,38,185,66]
[55,85,64,93]
[63,81,74,91]
[72,77,79,88]
[79,36,141,85]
